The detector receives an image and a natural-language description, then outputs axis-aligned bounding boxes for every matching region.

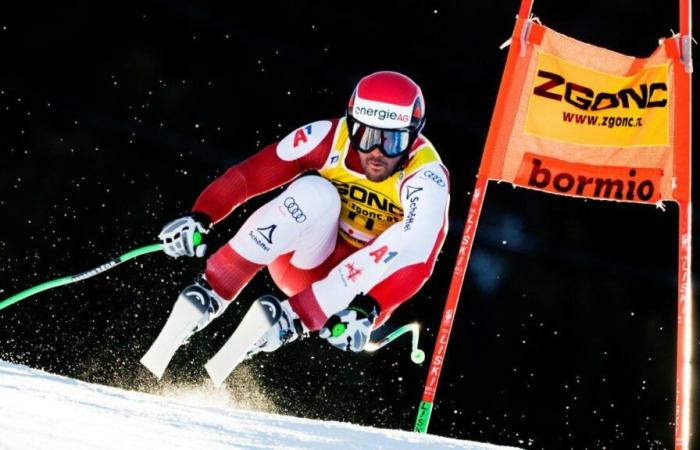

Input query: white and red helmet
[346,71,425,157]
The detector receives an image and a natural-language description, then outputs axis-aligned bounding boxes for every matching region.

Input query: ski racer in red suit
[157,71,450,355]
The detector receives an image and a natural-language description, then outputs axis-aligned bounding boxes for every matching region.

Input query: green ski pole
[0,243,164,312]
[364,322,425,364]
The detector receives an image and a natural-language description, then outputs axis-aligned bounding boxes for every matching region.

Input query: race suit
[192,118,450,330]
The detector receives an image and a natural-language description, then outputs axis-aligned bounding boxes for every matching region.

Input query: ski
[205,295,281,387]
[140,285,211,378]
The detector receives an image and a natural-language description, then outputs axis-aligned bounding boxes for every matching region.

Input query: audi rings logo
[423,170,446,187]
[283,197,307,223]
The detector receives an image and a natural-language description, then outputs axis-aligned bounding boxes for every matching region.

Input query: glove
[319,294,379,352]
[159,212,211,258]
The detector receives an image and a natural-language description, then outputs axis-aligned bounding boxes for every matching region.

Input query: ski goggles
[347,116,415,158]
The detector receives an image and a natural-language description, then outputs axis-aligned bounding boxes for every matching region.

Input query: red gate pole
[675,203,692,450]
[412,174,490,432]
[413,0,535,433]
[674,1,692,449]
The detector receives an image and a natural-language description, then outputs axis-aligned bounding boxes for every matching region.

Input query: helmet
[346,71,425,158]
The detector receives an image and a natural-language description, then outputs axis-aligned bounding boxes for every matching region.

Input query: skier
[149,71,449,376]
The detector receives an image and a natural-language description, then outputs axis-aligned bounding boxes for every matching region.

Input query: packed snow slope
[0,360,521,450]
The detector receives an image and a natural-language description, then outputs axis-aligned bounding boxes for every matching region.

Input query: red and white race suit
[193,118,449,330]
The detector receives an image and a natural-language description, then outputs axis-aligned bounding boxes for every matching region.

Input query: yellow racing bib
[320,119,442,247]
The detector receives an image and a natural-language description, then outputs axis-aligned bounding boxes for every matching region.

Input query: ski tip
[140,360,165,380]
[204,297,278,387]
[204,361,226,388]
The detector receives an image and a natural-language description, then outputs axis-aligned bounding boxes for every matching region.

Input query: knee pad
[282,175,340,223]
[229,175,340,265]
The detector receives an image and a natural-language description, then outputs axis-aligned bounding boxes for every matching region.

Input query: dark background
[0,1,696,448]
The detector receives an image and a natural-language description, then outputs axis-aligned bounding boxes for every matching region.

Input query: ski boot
[248,299,308,356]
[186,274,229,334]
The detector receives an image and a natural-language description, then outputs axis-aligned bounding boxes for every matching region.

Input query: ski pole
[0,243,163,312]
[365,322,425,364]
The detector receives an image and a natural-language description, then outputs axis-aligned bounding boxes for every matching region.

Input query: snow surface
[0,360,521,450]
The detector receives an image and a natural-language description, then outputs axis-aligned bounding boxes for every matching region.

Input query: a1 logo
[369,245,398,264]
[276,120,332,161]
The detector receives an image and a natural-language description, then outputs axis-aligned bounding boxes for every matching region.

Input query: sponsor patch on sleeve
[276,120,333,161]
